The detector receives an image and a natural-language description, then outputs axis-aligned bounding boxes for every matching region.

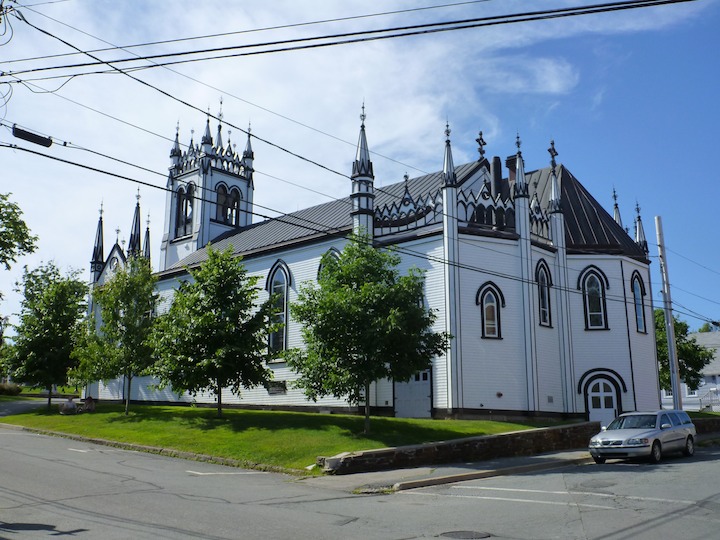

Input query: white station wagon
[588,410,696,464]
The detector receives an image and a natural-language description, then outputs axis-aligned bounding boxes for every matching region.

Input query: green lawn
[0,403,554,472]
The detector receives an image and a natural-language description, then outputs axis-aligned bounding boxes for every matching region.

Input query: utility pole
[655,216,682,410]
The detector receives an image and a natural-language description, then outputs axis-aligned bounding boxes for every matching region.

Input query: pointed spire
[243,123,254,161]
[216,98,224,149]
[127,190,142,256]
[442,123,457,186]
[143,213,151,260]
[352,104,373,178]
[634,202,649,254]
[91,203,104,271]
[201,114,212,149]
[548,140,561,213]
[170,122,181,164]
[513,133,528,197]
[612,188,623,228]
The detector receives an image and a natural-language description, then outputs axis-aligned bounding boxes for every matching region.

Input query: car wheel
[592,456,606,464]
[649,441,662,464]
[683,436,695,457]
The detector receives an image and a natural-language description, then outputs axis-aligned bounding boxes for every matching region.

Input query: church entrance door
[587,379,618,426]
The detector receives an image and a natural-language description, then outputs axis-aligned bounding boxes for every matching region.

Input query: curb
[392,456,594,491]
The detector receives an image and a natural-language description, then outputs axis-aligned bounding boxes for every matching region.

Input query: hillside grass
[0,403,557,471]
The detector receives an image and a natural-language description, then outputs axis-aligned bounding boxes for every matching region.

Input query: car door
[659,412,683,451]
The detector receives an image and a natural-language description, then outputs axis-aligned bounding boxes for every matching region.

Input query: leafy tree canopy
[655,309,714,391]
[0,193,37,276]
[150,246,275,416]
[286,236,450,433]
[72,256,158,414]
[9,262,86,408]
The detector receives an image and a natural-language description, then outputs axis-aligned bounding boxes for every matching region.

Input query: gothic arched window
[581,270,608,330]
[536,262,552,327]
[476,282,505,339]
[175,184,194,237]
[632,273,646,333]
[268,263,289,355]
[215,184,228,222]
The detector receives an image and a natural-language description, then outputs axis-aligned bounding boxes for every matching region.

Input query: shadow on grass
[32,403,549,448]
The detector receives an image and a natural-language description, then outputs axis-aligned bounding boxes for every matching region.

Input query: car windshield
[607,414,656,430]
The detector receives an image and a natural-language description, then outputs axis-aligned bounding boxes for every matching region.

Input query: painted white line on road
[401,491,614,509]
[68,448,91,453]
[186,470,267,476]
[452,485,695,505]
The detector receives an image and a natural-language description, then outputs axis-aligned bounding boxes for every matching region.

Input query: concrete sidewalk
[298,449,593,493]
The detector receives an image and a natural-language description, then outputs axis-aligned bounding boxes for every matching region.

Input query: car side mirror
[661,423,672,430]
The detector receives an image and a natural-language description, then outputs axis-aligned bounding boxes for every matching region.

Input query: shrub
[0,382,22,396]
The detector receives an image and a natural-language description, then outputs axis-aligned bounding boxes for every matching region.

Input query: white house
[661,331,720,411]
[87,112,661,425]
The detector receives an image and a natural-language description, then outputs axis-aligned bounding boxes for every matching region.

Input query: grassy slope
[1,403,551,471]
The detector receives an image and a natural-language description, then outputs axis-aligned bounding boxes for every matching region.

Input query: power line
[2,0,697,81]
[3,0,494,65]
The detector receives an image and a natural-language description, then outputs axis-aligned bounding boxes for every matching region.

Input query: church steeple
[91,203,104,282]
[143,213,151,261]
[443,123,457,186]
[612,188,623,228]
[634,202,649,255]
[242,124,254,183]
[170,123,182,171]
[127,191,142,257]
[513,134,528,198]
[548,140,561,214]
[350,105,375,236]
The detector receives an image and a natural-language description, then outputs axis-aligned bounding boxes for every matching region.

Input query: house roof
[163,159,646,273]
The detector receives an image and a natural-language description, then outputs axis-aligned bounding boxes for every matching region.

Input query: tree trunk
[46,385,52,410]
[216,379,223,418]
[363,381,371,434]
[125,374,132,416]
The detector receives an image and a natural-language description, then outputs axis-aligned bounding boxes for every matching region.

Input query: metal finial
[175,121,180,135]
[146,212,151,227]
[635,201,641,215]
[360,103,366,126]
[548,139,558,170]
[190,128,194,139]
[136,188,141,202]
[612,187,618,204]
[476,131,486,159]
[516,132,522,152]
[247,121,251,135]
[121,238,126,249]
[99,201,104,217]
[445,122,451,141]
[115,227,120,241]
[227,129,231,141]
[218,97,224,123]
[404,172,409,184]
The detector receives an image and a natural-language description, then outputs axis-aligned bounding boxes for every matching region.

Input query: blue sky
[0,0,718,332]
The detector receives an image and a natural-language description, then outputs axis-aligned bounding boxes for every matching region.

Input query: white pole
[655,216,682,409]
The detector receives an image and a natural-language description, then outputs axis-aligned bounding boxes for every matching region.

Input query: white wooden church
[87,112,661,425]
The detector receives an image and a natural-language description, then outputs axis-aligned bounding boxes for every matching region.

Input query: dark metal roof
[164,160,645,273]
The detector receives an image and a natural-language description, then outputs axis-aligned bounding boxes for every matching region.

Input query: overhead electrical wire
[3,0,494,65]
[1,0,698,81]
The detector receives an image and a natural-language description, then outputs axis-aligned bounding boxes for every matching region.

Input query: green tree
[150,246,275,417]
[655,309,714,391]
[73,256,158,415]
[9,262,86,409]
[1,192,38,300]
[286,237,451,434]
[0,193,37,270]
[697,322,714,333]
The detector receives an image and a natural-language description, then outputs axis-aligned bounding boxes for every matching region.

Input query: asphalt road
[1,428,719,539]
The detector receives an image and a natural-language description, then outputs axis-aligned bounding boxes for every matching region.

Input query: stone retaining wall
[319,422,600,475]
